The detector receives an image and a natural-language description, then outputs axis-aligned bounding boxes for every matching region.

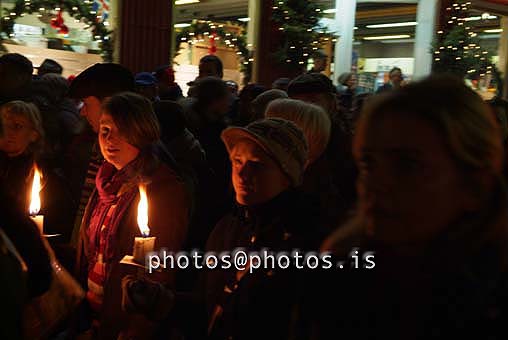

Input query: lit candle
[132,185,156,265]
[29,166,44,234]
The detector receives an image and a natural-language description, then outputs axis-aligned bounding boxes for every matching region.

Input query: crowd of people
[1,51,508,340]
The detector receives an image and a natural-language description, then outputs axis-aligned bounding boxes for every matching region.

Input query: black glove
[121,275,175,321]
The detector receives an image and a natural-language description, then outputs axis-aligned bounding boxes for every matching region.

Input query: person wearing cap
[308,49,328,73]
[135,71,160,102]
[272,77,291,92]
[65,63,135,248]
[0,53,33,105]
[288,73,357,211]
[37,58,63,77]
[154,65,183,101]
[120,118,325,340]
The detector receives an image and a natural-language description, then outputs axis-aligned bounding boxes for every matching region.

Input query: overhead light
[323,8,336,14]
[174,23,191,28]
[364,34,411,40]
[381,38,415,44]
[366,21,417,29]
[464,15,497,21]
[238,17,250,22]
[354,26,358,30]
[484,28,503,33]
[175,0,199,5]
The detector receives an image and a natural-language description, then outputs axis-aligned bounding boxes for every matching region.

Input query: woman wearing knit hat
[121,118,327,340]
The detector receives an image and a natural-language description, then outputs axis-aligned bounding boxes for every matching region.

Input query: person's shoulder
[205,212,236,251]
[149,162,184,188]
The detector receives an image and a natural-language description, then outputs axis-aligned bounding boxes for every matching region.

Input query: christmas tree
[272,0,328,71]
[432,0,498,82]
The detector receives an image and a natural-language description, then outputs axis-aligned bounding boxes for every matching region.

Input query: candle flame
[137,185,150,237]
[29,166,42,216]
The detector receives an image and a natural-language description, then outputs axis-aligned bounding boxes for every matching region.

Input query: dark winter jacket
[298,184,508,340]
[75,156,191,339]
[171,189,325,340]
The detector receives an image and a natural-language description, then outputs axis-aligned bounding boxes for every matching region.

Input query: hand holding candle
[29,166,44,234]
[133,185,156,265]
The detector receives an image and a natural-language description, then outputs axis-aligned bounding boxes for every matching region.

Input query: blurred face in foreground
[354,111,478,249]
[99,112,139,170]
[230,139,290,206]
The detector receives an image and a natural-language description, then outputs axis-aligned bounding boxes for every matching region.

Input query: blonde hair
[0,101,44,153]
[265,98,331,165]
[358,76,502,175]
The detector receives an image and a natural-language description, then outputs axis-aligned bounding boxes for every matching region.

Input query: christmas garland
[0,0,113,61]
[175,20,251,82]
[271,0,328,71]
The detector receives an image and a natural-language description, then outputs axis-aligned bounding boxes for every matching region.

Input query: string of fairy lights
[433,0,496,77]
[175,20,252,78]
[0,0,113,61]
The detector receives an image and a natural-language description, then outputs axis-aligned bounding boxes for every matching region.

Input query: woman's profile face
[99,112,140,170]
[0,112,38,157]
[354,111,477,248]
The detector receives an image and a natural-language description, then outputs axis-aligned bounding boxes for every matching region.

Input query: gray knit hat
[221,118,308,186]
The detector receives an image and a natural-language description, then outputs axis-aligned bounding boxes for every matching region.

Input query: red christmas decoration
[50,9,64,29]
[208,33,217,55]
[58,24,69,35]
[50,8,68,34]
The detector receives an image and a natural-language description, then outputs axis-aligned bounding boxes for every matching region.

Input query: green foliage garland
[175,20,251,82]
[0,0,112,61]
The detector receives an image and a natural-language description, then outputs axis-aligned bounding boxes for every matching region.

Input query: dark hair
[199,55,223,79]
[288,73,336,96]
[68,63,134,100]
[0,53,33,75]
[389,67,402,76]
[0,54,33,97]
[153,100,187,140]
[193,77,229,107]
[239,83,267,101]
[272,78,290,90]
[102,92,160,150]
[38,59,63,76]
[311,49,328,59]
[37,74,69,103]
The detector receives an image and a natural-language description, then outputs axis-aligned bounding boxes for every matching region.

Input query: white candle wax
[30,215,44,234]
[133,236,156,265]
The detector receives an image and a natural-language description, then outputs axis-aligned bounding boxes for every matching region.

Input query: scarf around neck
[87,160,139,267]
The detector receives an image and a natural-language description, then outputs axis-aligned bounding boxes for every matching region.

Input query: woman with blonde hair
[266,98,347,229]
[305,75,508,339]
